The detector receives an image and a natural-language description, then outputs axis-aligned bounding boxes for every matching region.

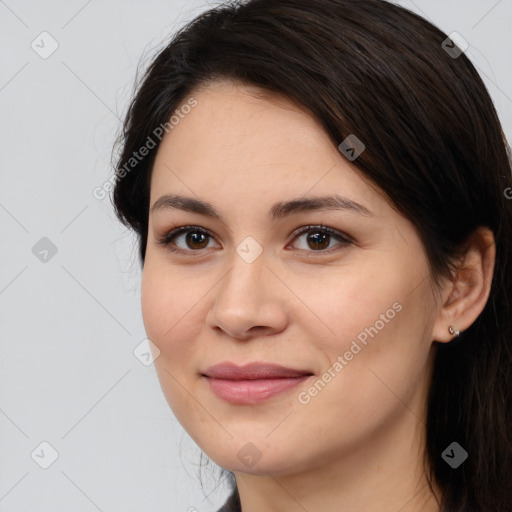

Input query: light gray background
[0,1,510,511]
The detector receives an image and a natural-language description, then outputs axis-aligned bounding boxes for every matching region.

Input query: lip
[201,362,313,404]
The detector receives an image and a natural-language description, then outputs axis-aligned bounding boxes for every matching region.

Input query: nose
[206,251,289,341]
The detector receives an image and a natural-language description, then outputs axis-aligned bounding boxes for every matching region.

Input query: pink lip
[201,362,313,404]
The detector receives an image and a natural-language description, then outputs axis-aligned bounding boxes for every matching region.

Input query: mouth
[201,362,314,404]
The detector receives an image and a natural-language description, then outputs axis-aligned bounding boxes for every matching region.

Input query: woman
[112,1,512,510]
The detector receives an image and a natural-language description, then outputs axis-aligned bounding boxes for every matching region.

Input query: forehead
[149,80,385,217]
[167,81,331,161]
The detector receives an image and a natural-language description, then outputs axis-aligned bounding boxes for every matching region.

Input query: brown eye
[157,226,216,254]
[305,231,331,250]
[184,231,209,249]
[289,225,352,253]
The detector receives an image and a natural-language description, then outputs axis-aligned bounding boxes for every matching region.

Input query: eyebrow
[150,193,374,221]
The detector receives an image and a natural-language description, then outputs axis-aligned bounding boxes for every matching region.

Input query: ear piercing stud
[448,325,461,337]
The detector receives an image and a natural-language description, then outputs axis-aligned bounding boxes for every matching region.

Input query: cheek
[304,265,433,399]
[141,266,170,347]
[141,263,201,360]
[141,264,204,418]
[295,267,402,354]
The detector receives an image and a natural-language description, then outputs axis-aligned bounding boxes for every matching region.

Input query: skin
[141,79,495,512]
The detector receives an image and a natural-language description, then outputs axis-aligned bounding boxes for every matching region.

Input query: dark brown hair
[111,1,512,510]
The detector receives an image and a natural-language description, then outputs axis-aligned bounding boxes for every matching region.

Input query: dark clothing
[216,488,241,512]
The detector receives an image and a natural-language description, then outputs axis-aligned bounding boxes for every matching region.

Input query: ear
[432,227,496,343]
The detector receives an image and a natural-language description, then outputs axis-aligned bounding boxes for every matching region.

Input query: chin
[204,443,309,477]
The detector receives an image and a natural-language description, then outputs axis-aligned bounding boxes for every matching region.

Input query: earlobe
[432,227,496,343]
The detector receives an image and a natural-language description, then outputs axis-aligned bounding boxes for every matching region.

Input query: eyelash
[155,224,353,256]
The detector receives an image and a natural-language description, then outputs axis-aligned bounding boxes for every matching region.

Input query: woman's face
[142,80,441,476]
